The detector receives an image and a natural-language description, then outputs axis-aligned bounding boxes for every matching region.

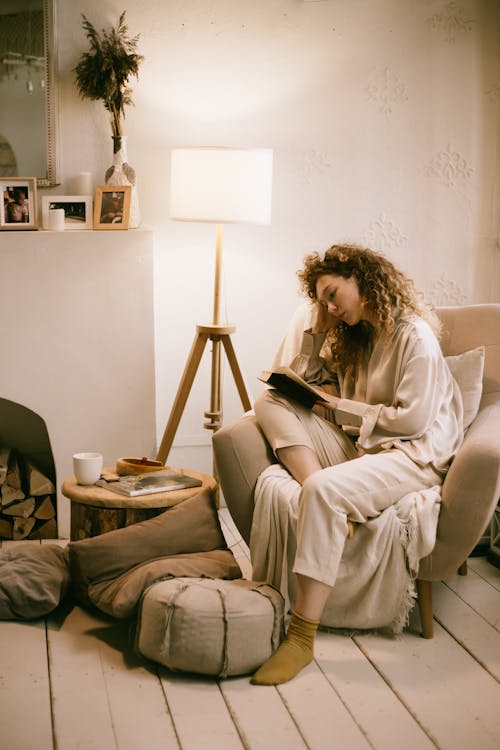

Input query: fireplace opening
[0,398,57,540]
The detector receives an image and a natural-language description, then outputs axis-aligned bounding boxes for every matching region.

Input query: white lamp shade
[170,147,273,224]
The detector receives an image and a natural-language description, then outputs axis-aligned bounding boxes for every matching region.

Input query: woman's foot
[250,610,319,685]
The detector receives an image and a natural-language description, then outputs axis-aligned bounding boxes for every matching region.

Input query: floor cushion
[68,489,225,606]
[0,543,70,620]
[88,549,242,618]
[135,578,285,678]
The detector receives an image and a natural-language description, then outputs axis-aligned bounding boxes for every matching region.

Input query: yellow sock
[250,610,319,686]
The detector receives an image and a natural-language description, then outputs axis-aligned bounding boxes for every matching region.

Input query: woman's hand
[311,384,340,416]
[311,302,341,333]
[315,383,339,398]
[312,386,339,417]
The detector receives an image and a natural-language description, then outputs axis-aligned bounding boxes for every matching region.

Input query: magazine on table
[259,366,365,427]
[96,469,202,497]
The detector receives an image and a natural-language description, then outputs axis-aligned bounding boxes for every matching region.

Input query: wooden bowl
[115,457,165,476]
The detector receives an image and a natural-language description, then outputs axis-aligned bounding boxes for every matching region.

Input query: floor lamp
[156,147,273,465]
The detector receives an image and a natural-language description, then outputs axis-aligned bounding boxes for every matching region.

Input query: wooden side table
[62,468,217,541]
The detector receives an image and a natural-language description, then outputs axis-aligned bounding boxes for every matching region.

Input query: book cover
[259,366,336,408]
[96,469,202,497]
[259,366,364,427]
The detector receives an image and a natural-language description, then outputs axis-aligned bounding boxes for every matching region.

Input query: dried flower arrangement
[74,11,144,138]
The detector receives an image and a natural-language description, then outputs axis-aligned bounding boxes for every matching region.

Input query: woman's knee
[300,470,353,517]
[254,388,281,420]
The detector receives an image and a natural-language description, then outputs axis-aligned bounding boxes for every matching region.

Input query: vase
[105,135,141,228]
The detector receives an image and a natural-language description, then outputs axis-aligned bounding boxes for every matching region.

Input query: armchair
[213,304,500,638]
[416,304,500,636]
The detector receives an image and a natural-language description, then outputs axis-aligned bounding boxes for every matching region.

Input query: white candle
[48,208,65,231]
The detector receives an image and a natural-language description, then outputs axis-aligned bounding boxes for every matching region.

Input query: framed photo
[93,186,132,230]
[0,178,38,230]
[42,195,93,230]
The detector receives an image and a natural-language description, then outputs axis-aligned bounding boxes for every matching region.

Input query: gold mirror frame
[40,0,59,186]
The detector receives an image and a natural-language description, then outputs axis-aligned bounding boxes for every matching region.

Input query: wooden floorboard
[314,631,436,750]
[468,555,500,593]
[219,676,308,750]
[355,620,500,750]
[2,521,500,749]
[442,567,500,631]
[0,618,53,750]
[277,659,371,750]
[158,670,243,750]
[433,581,500,681]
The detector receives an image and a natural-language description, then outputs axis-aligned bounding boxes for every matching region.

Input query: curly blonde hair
[297,243,440,369]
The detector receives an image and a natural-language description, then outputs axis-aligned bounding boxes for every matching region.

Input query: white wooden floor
[1,508,500,750]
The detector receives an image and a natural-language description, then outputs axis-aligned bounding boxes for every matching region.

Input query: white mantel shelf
[0,229,157,538]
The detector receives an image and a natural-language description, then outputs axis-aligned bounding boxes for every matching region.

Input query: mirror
[0,0,59,186]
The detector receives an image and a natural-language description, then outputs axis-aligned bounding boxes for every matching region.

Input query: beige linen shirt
[291,313,464,474]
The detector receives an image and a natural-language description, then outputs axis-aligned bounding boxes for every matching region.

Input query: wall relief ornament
[366,67,408,114]
[427,2,474,44]
[426,144,473,188]
[428,271,468,306]
[298,149,332,184]
[364,213,407,251]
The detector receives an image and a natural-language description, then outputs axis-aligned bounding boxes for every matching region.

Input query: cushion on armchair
[445,346,485,429]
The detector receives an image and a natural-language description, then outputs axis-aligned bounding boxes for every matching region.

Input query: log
[13,516,36,540]
[0,447,10,485]
[30,518,57,540]
[6,454,22,489]
[0,518,13,539]
[3,497,36,518]
[26,463,55,496]
[1,485,25,506]
[34,495,56,520]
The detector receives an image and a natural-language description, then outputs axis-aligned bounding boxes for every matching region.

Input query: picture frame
[0,177,38,230]
[93,185,132,230]
[42,195,93,230]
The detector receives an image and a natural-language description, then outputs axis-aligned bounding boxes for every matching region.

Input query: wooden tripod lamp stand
[156,147,273,465]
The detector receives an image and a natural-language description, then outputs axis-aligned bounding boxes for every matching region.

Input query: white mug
[73,452,103,485]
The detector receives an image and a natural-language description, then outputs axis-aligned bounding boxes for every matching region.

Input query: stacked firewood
[0,448,57,540]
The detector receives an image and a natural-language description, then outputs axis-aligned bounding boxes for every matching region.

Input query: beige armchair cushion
[445,346,485,429]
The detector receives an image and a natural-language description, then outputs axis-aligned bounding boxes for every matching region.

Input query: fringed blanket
[250,464,441,633]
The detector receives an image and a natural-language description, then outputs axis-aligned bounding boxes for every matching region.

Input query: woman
[249,243,463,685]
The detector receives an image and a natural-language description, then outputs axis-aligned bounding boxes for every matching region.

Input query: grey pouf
[135,578,285,678]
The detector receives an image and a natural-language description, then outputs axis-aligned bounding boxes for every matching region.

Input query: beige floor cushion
[0,544,70,620]
[136,578,285,677]
[68,489,225,606]
[89,549,242,618]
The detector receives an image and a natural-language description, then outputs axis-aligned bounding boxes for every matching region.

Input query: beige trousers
[254,390,442,587]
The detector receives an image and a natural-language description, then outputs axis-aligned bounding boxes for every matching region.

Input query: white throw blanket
[250,464,441,633]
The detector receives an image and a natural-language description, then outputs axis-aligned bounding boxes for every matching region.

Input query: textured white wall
[0,231,156,538]
[45,0,499,472]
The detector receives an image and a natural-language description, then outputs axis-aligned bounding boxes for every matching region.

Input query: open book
[259,366,365,427]
[96,469,202,497]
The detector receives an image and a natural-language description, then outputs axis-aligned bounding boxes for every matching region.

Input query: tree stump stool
[62,468,217,541]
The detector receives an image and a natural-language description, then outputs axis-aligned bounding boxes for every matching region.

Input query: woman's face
[316,273,374,327]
